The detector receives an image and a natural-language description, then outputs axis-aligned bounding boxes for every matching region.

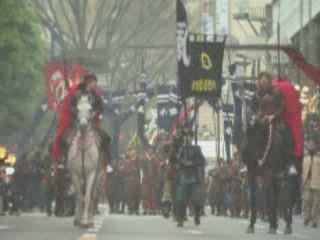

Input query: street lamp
[4,153,16,166]
[0,146,7,160]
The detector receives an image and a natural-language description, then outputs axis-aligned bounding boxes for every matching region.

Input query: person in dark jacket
[175,129,205,227]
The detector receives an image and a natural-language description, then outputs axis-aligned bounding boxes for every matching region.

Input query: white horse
[67,92,103,228]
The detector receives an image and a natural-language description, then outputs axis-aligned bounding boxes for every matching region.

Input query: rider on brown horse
[251,71,295,171]
[252,71,284,125]
[245,71,297,234]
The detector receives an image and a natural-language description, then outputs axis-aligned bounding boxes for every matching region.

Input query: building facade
[271,0,320,73]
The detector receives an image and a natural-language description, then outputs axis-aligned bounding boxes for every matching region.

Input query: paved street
[1,208,319,240]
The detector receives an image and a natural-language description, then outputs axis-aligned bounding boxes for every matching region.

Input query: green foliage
[0,0,45,130]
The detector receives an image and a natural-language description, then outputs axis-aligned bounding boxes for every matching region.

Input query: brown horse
[241,112,296,234]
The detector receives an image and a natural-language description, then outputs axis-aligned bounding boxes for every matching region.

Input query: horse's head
[75,91,95,131]
[241,107,268,166]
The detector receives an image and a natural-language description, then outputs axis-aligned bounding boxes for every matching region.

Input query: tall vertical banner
[157,85,181,132]
[231,81,256,147]
[223,104,234,161]
[177,0,225,98]
[176,0,191,97]
[44,62,87,112]
[216,0,229,35]
[188,40,225,97]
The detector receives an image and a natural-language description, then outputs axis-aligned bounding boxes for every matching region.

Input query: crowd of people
[0,148,75,217]
[0,133,319,230]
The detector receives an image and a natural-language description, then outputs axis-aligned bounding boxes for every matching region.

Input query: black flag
[223,104,234,161]
[176,0,191,97]
[157,85,182,132]
[231,81,256,147]
[187,40,225,98]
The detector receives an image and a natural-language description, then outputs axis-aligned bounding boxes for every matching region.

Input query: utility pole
[213,0,217,33]
[308,0,313,63]
[299,0,304,84]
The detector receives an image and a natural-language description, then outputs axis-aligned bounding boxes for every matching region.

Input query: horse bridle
[258,121,273,167]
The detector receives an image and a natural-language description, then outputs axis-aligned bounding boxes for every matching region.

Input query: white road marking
[78,210,106,240]
[187,229,204,235]
[21,212,46,217]
[78,233,96,240]
[0,225,13,230]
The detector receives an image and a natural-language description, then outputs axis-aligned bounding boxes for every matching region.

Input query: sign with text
[185,40,225,97]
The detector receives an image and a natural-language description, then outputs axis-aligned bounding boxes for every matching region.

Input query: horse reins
[81,150,86,195]
[258,122,273,167]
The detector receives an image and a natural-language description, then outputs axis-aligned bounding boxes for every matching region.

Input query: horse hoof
[246,225,254,234]
[74,220,80,226]
[268,227,277,234]
[177,221,184,228]
[88,223,94,228]
[284,226,292,234]
[79,223,90,229]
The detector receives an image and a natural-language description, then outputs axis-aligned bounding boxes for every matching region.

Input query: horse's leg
[72,175,82,226]
[82,171,97,228]
[284,176,295,234]
[267,176,279,234]
[247,171,257,233]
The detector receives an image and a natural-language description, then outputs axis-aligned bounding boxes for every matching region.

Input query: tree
[33,0,177,89]
[0,0,45,132]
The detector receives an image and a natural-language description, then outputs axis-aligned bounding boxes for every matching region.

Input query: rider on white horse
[52,73,111,166]
[70,74,112,166]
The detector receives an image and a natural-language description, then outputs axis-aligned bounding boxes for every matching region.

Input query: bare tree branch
[86,0,108,47]
[58,0,78,46]
[35,0,177,88]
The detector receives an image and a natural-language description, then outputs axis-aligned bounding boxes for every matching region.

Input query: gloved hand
[288,164,298,176]
[265,115,275,122]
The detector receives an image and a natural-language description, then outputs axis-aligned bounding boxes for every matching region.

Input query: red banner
[171,100,205,134]
[44,62,87,112]
[282,47,320,85]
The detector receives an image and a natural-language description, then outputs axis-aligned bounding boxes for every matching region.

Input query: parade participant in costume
[175,129,205,227]
[272,78,303,172]
[252,72,285,125]
[273,78,303,214]
[52,74,111,165]
[251,72,296,172]
[303,135,320,228]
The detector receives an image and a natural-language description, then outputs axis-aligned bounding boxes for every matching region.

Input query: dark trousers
[175,183,204,222]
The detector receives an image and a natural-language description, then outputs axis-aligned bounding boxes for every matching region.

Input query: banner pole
[194,97,199,145]
[277,0,281,79]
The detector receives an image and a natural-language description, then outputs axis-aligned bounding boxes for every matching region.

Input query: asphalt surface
[0,208,319,240]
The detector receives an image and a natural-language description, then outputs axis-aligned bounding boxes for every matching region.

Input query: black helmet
[83,73,97,83]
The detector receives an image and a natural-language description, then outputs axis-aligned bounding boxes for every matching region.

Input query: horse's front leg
[72,175,82,227]
[284,176,296,234]
[247,172,257,233]
[82,172,97,228]
[266,177,280,234]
